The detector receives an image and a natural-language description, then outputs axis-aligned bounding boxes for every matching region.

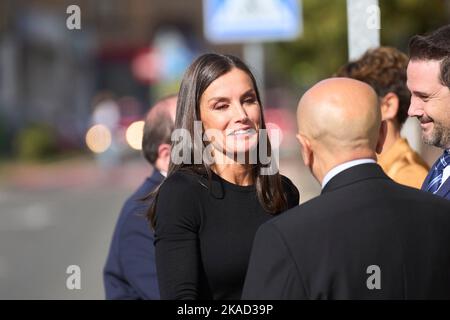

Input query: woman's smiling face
[199,67,261,159]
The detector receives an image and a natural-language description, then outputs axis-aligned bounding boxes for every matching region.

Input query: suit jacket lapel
[421,157,440,191]
[421,170,433,191]
[321,163,390,195]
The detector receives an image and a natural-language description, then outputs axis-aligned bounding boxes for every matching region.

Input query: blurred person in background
[103,94,177,300]
[242,78,450,299]
[148,53,299,300]
[407,25,450,200]
[335,46,428,188]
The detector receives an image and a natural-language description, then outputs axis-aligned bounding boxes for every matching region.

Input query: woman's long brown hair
[147,53,288,228]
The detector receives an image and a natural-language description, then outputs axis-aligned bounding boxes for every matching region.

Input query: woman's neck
[211,162,254,186]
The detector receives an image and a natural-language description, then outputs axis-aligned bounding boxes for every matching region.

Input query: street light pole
[243,42,265,102]
[346,0,380,61]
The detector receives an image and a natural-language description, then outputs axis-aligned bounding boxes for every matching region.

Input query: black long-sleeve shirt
[154,169,300,300]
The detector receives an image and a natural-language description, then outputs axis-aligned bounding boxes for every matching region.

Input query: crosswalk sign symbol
[204,0,302,43]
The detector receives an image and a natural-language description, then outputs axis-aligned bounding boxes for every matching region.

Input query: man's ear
[157,143,171,159]
[380,92,399,121]
[376,120,387,154]
[296,133,313,168]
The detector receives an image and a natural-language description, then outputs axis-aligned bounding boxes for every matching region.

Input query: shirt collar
[322,158,376,189]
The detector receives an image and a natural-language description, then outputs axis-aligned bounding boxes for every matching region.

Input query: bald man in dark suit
[242,78,450,300]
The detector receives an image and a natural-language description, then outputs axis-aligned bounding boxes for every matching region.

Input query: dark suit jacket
[421,157,450,200]
[103,170,163,300]
[242,163,450,299]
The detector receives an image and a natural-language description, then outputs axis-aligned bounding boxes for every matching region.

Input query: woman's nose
[233,103,249,122]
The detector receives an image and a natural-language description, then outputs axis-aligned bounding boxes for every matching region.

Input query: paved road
[0,154,319,299]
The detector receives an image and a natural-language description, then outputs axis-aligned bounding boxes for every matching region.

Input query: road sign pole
[243,42,265,102]
[346,0,380,61]
[346,0,422,155]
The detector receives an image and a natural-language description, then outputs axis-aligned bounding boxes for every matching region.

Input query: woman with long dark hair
[148,53,299,299]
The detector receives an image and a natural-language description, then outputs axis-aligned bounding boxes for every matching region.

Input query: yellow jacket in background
[378,138,429,189]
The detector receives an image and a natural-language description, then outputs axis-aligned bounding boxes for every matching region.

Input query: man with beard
[407,25,450,200]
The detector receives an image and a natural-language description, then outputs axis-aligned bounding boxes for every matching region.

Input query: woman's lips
[227,128,256,136]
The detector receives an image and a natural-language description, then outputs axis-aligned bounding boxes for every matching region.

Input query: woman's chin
[221,145,258,164]
[225,135,258,150]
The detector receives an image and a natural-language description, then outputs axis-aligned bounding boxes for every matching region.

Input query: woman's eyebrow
[207,89,256,103]
[241,89,256,97]
[207,96,229,103]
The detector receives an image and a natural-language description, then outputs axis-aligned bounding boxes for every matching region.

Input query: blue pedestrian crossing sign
[203,0,302,43]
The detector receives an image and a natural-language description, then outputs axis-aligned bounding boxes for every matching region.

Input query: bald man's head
[296,78,385,180]
[298,78,381,152]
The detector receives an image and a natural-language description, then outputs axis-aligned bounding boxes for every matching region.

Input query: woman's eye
[244,98,256,104]
[214,104,228,110]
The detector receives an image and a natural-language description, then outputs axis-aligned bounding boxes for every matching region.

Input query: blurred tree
[14,124,58,162]
[380,0,450,49]
[270,0,450,89]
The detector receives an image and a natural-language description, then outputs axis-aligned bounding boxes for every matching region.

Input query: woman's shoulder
[160,169,206,192]
[280,175,297,190]
[280,175,300,207]
[155,169,206,223]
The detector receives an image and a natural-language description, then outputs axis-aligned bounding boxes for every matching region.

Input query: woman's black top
[154,169,300,300]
